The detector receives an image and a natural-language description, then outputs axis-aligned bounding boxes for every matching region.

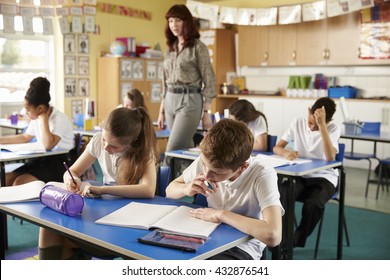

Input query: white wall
[241,65,390,98]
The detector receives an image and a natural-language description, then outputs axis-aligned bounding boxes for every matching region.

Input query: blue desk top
[0,196,249,260]
[165,150,341,176]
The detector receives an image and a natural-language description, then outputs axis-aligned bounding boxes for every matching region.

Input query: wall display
[42,17,54,35]
[3,16,15,34]
[120,60,133,80]
[78,56,89,75]
[64,34,75,53]
[71,16,83,33]
[219,7,238,24]
[157,62,164,80]
[121,82,133,100]
[256,8,277,26]
[279,5,302,24]
[132,60,144,80]
[65,78,76,97]
[78,34,89,54]
[64,55,76,75]
[78,78,89,97]
[59,16,70,34]
[71,99,83,118]
[146,61,157,80]
[238,8,257,25]
[302,1,326,22]
[84,15,95,33]
[22,17,34,35]
[151,82,162,103]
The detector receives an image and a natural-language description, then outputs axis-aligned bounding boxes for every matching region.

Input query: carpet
[5,203,390,260]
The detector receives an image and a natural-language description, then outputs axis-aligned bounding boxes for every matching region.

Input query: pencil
[63,162,77,185]
[161,233,204,244]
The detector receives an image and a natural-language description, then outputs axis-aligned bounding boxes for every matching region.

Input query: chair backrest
[73,113,84,128]
[267,135,277,152]
[336,143,345,162]
[157,165,171,197]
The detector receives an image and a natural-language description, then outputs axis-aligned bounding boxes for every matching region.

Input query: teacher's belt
[167,85,201,94]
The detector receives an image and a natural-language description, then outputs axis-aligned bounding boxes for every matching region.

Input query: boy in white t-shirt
[273,97,340,247]
[166,119,284,260]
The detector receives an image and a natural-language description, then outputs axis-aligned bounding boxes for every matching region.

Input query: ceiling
[196,0,315,8]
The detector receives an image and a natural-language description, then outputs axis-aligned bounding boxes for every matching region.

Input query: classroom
[0,0,389,268]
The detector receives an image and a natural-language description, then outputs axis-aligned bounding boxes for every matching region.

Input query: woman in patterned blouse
[157,4,216,152]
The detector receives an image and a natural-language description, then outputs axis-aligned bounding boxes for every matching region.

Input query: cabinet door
[326,12,361,65]
[296,20,328,65]
[268,24,297,66]
[238,26,269,67]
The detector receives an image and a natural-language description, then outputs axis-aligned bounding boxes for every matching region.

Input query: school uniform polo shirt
[183,156,284,260]
[281,117,341,187]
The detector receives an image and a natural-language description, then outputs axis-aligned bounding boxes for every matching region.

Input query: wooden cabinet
[200,29,236,113]
[97,56,162,123]
[238,26,269,66]
[238,12,390,66]
[268,24,298,66]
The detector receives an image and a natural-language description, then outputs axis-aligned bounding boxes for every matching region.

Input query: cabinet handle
[326,49,330,60]
[292,51,296,61]
[264,52,268,61]
[323,49,327,59]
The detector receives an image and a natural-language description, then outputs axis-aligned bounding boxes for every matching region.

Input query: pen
[63,161,77,185]
[161,233,205,244]
[205,181,213,190]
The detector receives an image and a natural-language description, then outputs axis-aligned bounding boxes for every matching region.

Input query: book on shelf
[95,202,219,238]
[0,181,88,203]
[254,154,312,168]
[0,142,46,155]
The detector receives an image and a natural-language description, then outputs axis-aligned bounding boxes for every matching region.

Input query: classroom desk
[74,128,171,139]
[0,118,29,134]
[340,131,390,156]
[0,196,250,260]
[165,150,343,260]
[0,149,70,260]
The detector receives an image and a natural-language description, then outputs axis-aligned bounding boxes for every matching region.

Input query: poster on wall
[78,56,89,75]
[256,8,277,26]
[238,8,257,25]
[64,55,76,75]
[78,34,89,54]
[121,82,133,101]
[146,61,157,80]
[71,16,83,33]
[71,99,84,118]
[219,7,238,24]
[79,78,89,97]
[65,78,76,97]
[64,34,75,53]
[120,60,133,80]
[132,60,144,80]
[157,62,163,80]
[279,5,302,24]
[151,82,162,103]
[302,1,326,22]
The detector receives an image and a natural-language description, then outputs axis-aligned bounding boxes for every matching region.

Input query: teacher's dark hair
[165,4,199,52]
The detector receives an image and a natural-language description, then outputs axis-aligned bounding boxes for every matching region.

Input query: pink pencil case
[39,185,84,216]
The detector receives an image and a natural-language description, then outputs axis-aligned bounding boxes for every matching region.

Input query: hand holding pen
[63,162,81,193]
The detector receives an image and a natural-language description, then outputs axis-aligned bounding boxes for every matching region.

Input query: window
[0,15,55,104]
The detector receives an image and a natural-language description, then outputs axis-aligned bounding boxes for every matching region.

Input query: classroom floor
[343,167,390,214]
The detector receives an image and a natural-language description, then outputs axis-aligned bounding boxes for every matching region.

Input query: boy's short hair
[310,97,336,122]
[200,119,253,171]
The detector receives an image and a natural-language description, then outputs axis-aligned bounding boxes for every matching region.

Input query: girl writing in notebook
[0,77,74,185]
[38,107,158,259]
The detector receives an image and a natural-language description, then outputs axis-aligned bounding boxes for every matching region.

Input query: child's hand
[80,185,101,198]
[185,175,217,197]
[285,150,300,160]
[189,207,222,223]
[314,106,327,127]
[65,177,81,193]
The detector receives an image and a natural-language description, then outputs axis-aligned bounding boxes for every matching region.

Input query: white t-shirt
[25,107,74,150]
[86,132,120,185]
[247,115,267,140]
[183,156,284,260]
[281,117,341,186]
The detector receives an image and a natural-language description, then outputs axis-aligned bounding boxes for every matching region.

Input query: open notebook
[0,142,46,155]
[95,202,219,238]
[254,154,312,168]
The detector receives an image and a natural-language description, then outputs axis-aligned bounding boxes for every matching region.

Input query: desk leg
[279,176,295,260]
[337,167,346,260]
[1,162,8,259]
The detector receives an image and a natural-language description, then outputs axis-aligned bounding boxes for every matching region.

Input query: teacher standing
[157,4,216,152]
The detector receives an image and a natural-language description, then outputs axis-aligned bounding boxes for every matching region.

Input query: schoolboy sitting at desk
[38,107,158,259]
[0,77,74,185]
[166,119,284,260]
[273,97,340,248]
